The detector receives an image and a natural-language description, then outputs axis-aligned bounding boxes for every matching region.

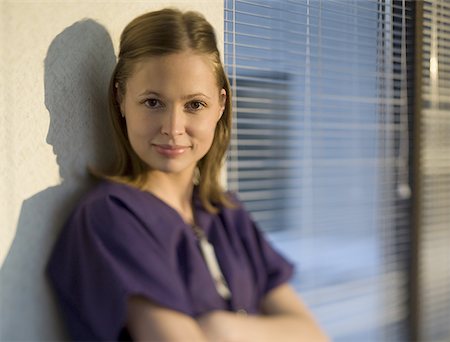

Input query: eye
[186,100,206,112]
[143,98,163,109]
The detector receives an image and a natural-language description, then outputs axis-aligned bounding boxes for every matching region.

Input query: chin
[147,162,194,175]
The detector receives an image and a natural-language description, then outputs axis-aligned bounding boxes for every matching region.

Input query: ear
[218,88,227,119]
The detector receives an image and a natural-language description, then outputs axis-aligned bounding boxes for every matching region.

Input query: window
[225,0,413,340]
[416,0,450,340]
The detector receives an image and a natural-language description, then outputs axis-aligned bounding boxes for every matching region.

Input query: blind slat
[225,0,412,340]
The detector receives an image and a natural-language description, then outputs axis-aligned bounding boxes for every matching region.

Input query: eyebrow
[137,90,211,99]
[182,93,211,100]
[138,90,161,97]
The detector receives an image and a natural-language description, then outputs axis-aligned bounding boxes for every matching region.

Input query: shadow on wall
[0,19,116,340]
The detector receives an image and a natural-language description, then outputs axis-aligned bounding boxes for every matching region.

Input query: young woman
[47,8,328,342]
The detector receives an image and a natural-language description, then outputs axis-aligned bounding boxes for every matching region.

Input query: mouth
[152,144,191,158]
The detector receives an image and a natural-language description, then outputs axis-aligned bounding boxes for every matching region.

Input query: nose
[160,107,185,137]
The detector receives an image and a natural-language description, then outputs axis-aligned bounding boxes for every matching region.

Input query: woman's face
[119,51,226,177]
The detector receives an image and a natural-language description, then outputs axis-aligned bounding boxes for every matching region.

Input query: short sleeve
[226,194,295,298]
[47,194,191,341]
[247,218,295,295]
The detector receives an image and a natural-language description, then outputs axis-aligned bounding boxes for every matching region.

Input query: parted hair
[104,8,233,213]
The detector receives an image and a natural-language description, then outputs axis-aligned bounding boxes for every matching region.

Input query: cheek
[189,118,218,143]
[127,116,157,138]
[126,122,159,156]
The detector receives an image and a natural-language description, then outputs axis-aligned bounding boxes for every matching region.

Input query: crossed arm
[126,283,330,342]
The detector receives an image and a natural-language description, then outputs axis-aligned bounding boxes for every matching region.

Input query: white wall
[0,1,223,339]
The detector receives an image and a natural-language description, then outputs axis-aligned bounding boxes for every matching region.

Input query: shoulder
[76,179,173,217]
[217,191,257,234]
[78,179,147,209]
[65,180,165,237]
[220,190,245,210]
[215,190,246,220]
[54,180,186,259]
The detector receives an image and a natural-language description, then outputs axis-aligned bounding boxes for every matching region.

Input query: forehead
[126,51,219,96]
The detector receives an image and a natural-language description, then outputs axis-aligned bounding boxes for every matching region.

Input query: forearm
[234,313,328,342]
[131,318,208,342]
[198,284,329,342]
[127,296,209,342]
[198,311,329,342]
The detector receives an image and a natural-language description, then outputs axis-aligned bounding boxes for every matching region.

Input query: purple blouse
[47,180,293,341]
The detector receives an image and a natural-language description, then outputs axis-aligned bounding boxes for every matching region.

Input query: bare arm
[198,284,330,342]
[126,295,208,342]
[126,285,329,342]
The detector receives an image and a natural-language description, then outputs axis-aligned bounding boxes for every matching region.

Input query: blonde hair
[103,8,233,213]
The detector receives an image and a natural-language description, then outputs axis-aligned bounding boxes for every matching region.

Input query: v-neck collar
[137,184,215,237]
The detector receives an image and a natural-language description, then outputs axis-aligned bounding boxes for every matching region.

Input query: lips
[152,144,191,158]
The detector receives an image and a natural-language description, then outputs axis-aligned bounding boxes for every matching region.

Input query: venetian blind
[224,0,413,340]
[417,0,450,341]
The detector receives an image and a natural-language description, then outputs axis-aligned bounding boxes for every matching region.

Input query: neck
[143,169,196,224]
